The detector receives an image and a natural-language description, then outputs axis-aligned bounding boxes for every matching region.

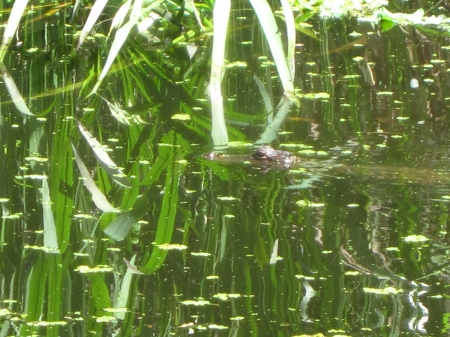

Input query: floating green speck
[225,61,247,68]
[28,321,67,326]
[181,299,211,306]
[363,287,402,295]
[213,293,242,300]
[103,307,128,313]
[75,265,113,274]
[96,316,117,323]
[295,275,315,281]
[2,213,22,219]
[191,252,211,257]
[73,214,96,219]
[0,309,11,317]
[349,31,362,37]
[171,113,191,121]
[156,243,187,250]
[25,156,48,162]
[296,200,325,208]
[217,196,238,201]
[404,234,429,243]
[208,324,228,330]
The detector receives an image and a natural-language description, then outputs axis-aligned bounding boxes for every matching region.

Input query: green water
[0,1,449,336]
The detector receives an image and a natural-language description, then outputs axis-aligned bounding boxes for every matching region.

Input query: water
[0,1,449,336]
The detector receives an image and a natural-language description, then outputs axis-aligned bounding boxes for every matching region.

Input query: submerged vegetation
[1,0,450,335]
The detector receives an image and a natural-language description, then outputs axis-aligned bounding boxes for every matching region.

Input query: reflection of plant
[0,0,301,146]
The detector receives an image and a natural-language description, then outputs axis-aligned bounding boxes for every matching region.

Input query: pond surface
[1,1,450,336]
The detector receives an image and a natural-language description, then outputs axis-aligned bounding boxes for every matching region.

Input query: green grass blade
[254,76,274,122]
[185,0,205,30]
[280,0,296,79]
[0,63,34,116]
[99,95,147,125]
[255,97,294,144]
[210,0,230,146]
[140,134,187,274]
[91,0,163,94]
[71,0,84,22]
[71,142,116,212]
[103,212,135,241]
[77,121,132,187]
[91,20,135,94]
[249,0,294,96]
[0,0,29,61]
[41,179,59,252]
[77,0,109,49]
[108,0,132,37]
[113,255,139,320]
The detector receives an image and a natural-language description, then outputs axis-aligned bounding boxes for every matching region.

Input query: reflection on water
[1,1,450,336]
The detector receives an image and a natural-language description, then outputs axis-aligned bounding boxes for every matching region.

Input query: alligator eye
[251,153,267,160]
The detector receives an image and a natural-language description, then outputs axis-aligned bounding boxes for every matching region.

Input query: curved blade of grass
[77,0,109,49]
[108,0,132,37]
[99,95,147,125]
[71,142,116,212]
[41,178,59,252]
[280,0,296,79]
[70,0,83,22]
[104,144,173,241]
[91,0,163,95]
[254,76,274,123]
[113,255,139,320]
[103,212,135,241]
[137,12,161,37]
[104,190,154,242]
[91,20,134,95]
[77,121,132,187]
[255,97,294,144]
[141,134,187,274]
[0,62,34,116]
[248,0,294,96]
[0,0,29,61]
[210,0,230,147]
[269,239,279,265]
[185,0,204,31]
[23,255,47,321]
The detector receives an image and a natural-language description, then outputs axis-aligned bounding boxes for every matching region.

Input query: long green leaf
[280,0,296,79]
[71,142,116,212]
[0,0,29,61]
[41,179,59,252]
[249,0,294,96]
[108,0,132,37]
[209,0,230,147]
[77,0,109,49]
[91,0,163,94]
[77,121,132,187]
[0,62,34,116]
[255,97,294,144]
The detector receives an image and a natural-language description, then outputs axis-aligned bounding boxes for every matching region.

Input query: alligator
[250,146,299,165]
[203,145,302,167]
[202,145,450,185]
